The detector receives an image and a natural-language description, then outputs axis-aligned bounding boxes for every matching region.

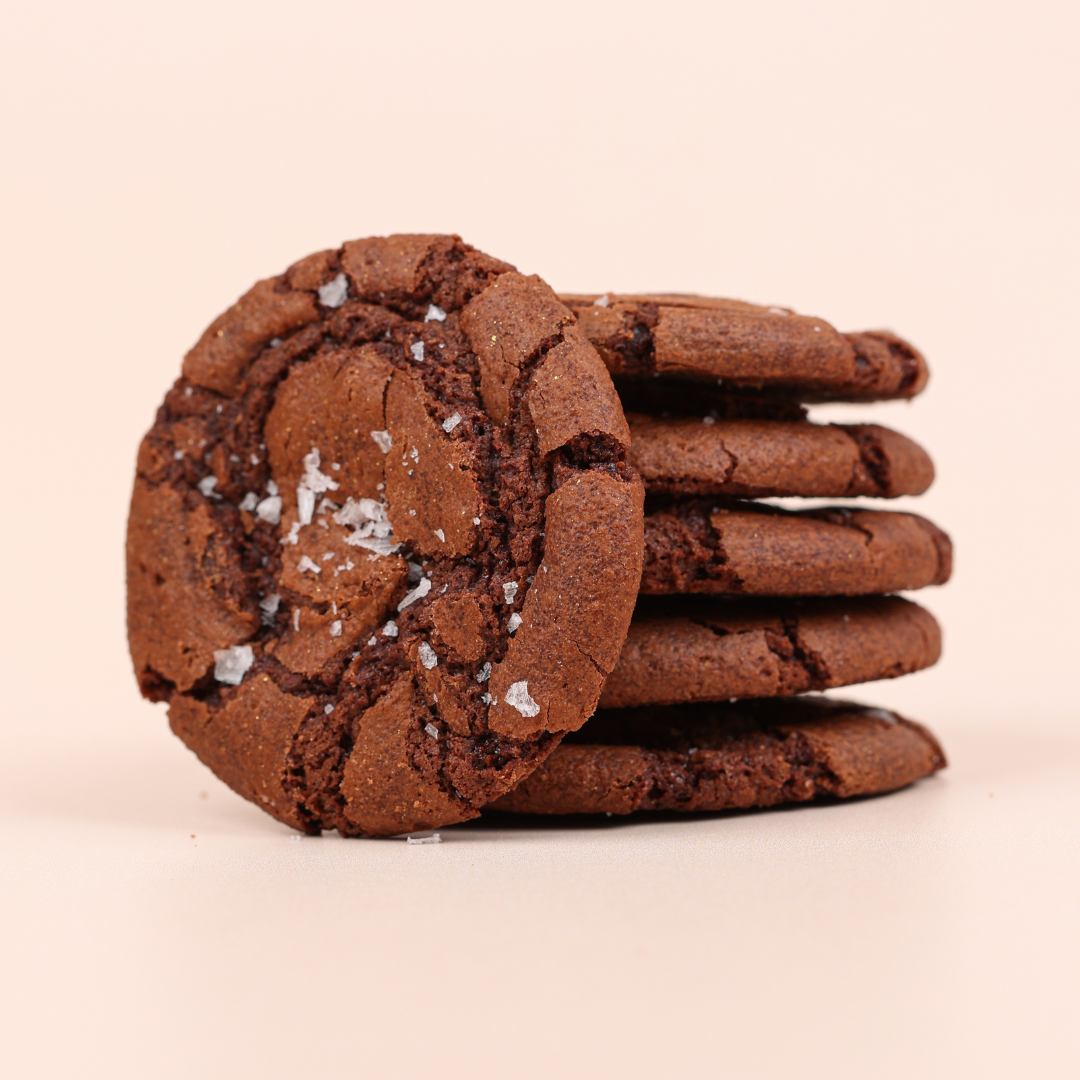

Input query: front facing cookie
[127,235,645,836]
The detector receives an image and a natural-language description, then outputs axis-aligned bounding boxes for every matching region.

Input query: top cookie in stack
[492,292,950,818]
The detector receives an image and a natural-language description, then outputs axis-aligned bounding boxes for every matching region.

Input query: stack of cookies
[492,292,949,816]
[127,235,947,837]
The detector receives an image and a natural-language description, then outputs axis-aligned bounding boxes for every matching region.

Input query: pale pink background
[1,2,1078,1077]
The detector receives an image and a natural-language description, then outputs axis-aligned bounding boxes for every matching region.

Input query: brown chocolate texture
[627,414,934,499]
[640,499,952,596]
[128,235,645,837]
[601,595,941,708]
[488,697,946,815]
[562,294,929,401]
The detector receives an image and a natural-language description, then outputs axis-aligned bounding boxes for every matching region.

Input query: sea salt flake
[318,273,349,308]
[502,581,518,604]
[297,486,316,525]
[410,446,419,461]
[250,454,260,466]
[507,613,522,634]
[324,703,335,715]
[256,495,282,524]
[368,636,377,646]
[270,337,283,347]
[382,620,399,638]
[371,430,392,454]
[768,306,789,316]
[425,304,446,322]
[397,577,431,611]
[442,412,462,433]
[281,520,301,545]
[213,644,254,686]
[239,492,259,512]
[331,462,341,471]
[410,341,425,363]
[473,517,481,525]
[418,642,438,669]
[174,450,185,460]
[293,609,301,631]
[476,662,492,683]
[184,386,193,396]
[505,680,540,717]
[329,620,342,637]
[434,529,445,543]
[266,479,279,496]
[424,722,440,739]
[259,593,281,626]
[702,416,716,425]
[481,693,492,705]
[322,552,334,561]
[197,475,220,498]
[297,555,321,574]
[406,833,441,845]
[594,294,610,307]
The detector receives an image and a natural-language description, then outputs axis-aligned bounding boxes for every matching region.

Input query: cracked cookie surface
[127,234,644,836]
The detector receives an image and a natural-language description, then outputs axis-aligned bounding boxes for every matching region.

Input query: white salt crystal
[418,642,438,669]
[382,620,399,638]
[329,620,342,637]
[410,341,425,363]
[768,307,789,316]
[266,479,279,496]
[507,613,522,634]
[406,833,441,845]
[594,294,610,307]
[473,517,481,525]
[293,609,301,631]
[281,520,301,545]
[368,636,377,646]
[256,495,282,525]
[371,430,392,454]
[442,412,462,433]
[397,577,431,611]
[297,486,316,525]
[213,644,254,686]
[505,680,539,717]
[297,555,321,575]
[259,593,281,625]
[702,416,716,425]
[197,475,220,498]
[862,707,898,724]
[250,454,260,466]
[481,693,492,705]
[324,703,335,715]
[174,450,185,460]
[434,529,445,543]
[424,723,440,739]
[318,273,349,308]
[502,581,518,604]
[239,492,259,512]
[425,304,446,322]
[476,662,491,683]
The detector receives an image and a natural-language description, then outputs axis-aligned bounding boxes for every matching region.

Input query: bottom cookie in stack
[487,697,946,816]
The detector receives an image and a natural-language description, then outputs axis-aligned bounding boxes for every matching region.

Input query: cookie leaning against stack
[491,292,950,816]
[126,236,645,837]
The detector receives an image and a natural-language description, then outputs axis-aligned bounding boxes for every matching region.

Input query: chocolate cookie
[627,414,934,498]
[489,698,946,815]
[127,234,645,837]
[601,595,940,708]
[561,293,928,401]
[642,499,952,595]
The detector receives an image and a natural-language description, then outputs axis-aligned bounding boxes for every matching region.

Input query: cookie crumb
[505,680,540,717]
[213,645,254,686]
